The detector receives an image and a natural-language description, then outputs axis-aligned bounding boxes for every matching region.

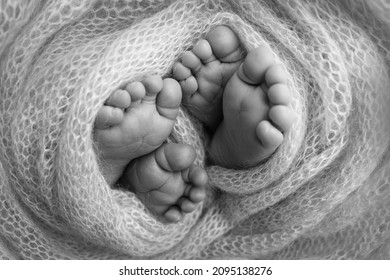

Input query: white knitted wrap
[1,0,390,259]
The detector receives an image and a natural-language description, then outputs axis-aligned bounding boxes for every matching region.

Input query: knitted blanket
[1,0,390,259]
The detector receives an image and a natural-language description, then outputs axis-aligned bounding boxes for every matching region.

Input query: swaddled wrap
[0,0,390,259]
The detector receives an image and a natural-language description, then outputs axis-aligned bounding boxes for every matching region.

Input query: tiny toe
[156,78,182,120]
[238,46,274,85]
[269,105,295,131]
[125,81,145,104]
[187,165,208,190]
[95,106,123,129]
[267,84,291,105]
[192,39,213,62]
[179,76,198,96]
[164,207,182,223]
[179,198,197,213]
[172,62,192,81]
[143,75,164,96]
[265,64,288,86]
[256,120,283,149]
[182,51,202,72]
[105,89,131,109]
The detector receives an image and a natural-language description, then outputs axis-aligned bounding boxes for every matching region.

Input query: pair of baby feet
[94,76,207,223]
[94,26,294,223]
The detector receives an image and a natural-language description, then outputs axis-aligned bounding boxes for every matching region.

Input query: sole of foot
[208,46,295,168]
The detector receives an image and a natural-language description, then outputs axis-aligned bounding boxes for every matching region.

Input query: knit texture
[0,0,389,259]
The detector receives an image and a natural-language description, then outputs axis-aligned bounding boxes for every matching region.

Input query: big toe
[237,46,275,85]
[156,78,182,120]
[206,25,241,62]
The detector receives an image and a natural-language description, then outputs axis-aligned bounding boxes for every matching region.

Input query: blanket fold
[1,0,389,259]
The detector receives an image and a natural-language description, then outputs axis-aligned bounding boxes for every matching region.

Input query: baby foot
[209,46,295,168]
[94,76,182,185]
[173,25,243,130]
[174,25,295,168]
[120,143,207,223]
